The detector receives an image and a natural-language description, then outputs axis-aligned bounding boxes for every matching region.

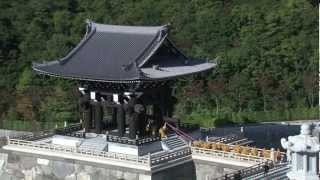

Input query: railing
[164,117,199,132]
[243,162,289,180]
[0,120,65,132]
[0,123,83,142]
[191,141,286,163]
[166,122,195,142]
[151,147,191,165]
[6,138,192,167]
[191,146,268,163]
[55,123,84,138]
[213,160,275,180]
[7,138,150,166]
[3,129,55,141]
[106,134,160,146]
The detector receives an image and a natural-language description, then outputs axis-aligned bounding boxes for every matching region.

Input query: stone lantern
[313,124,320,141]
[281,124,320,180]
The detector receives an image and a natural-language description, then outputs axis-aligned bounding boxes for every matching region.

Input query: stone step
[162,136,187,150]
[167,142,185,148]
[228,138,254,146]
[165,138,184,143]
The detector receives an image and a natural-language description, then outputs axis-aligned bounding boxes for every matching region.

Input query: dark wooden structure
[32,20,215,139]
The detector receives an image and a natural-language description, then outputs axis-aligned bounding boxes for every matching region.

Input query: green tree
[39,86,77,123]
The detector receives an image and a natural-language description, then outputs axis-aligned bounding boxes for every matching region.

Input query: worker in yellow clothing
[159,123,168,139]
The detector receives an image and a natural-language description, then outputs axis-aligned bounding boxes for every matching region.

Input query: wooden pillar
[138,108,147,137]
[83,109,91,132]
[127,96,138,139]
[79,94,91,132]
[168,94,177,118]
[117,104,126,137]
[112,107,117,127]
[92,102,103,134]
[129,112,138,139]
[153,105,164,130]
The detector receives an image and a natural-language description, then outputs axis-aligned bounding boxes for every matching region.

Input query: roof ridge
[58,22,96,65]
[120,24,169,73]
[93,22,167,29]
[33,21,96,68]
[136,26,169,67]
[92,21,169,35]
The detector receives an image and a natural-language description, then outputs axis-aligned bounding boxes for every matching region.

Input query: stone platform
[1,133,192,173]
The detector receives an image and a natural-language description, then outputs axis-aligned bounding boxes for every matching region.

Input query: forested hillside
[0,0,318,129]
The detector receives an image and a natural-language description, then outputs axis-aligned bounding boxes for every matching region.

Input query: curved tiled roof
[32,21,215,82]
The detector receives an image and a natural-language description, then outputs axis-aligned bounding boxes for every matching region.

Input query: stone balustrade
[106,134,160,146]
[191,146,275,163]
[213,160,275,180]
[5,138,192,167]
[150,147,191,165]
[5,136,285,173]
[54,123,85,138]
[191,142,285,163]
[7,138,150,166]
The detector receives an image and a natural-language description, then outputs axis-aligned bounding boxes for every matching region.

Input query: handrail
[106,134,160,146]
[166,122,195,141]
[244,162,289,180]
[151,147,191,165]
[164,117,199,132]
[213,160,275,180]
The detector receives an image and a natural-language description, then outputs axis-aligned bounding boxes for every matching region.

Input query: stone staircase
[228,138,254,146]
[162,135,187,150]
[244,163,290,180]
[208,133,254,146]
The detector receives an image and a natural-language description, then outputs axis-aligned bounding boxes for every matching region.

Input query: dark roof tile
[33,21,215,82]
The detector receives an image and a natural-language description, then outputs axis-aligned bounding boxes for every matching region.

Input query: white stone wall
[0,151,242,180]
